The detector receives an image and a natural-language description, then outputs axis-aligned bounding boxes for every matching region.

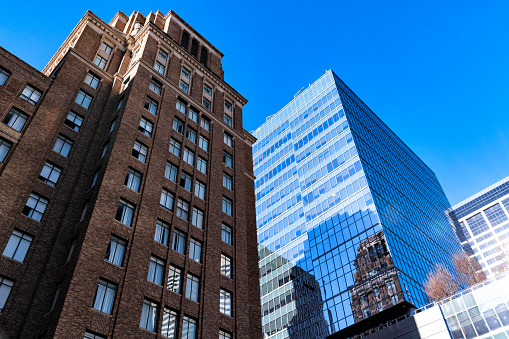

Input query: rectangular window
[132,141,148,162]
[144,97,158,115]
[20,85,42,105]
[39,162,61,187]
[484,203,509,227]
[185,275,199,302]
[188,108,198,123]
[222,224,232,245]
[138,117,153,137]
[183,148,194,166]
[179,80,189,94]
[362,307,371,319]
[169,139,181,157]
[223,173,232,190]
[196,157,207,174]
[94,55,107,70]
[3,109,28,132]
[172,230,186,255]
[109,118,116,133]
[22,193,48,222]
[85,73,100,89]
[0,139,11,162]
[222,197,232,216]
[0,68,10,86]
[117,98,123,111]
[198,135,209,152]
[154,220,170,246]
[182,316,197,339]
[0,277,14,312]
[200,117,210,132]
[148,256,165,285]
[3,230,32,262]
[180,172,192,191]
[202,97,211,111]
[191,39,199,58]
[192,207,204,229]
[223,152,232,168]
[140,299,158,332]
[154,61,166,75]
[181,31,190,49]
[224,114,232,127]
[377,301,383,312]
[167,266,182,294]
[158,49,168,61]
[93,279,116,314]
[203,84,212,96]
[173,118,184,134]
[100,42,113,55]
[176,199,189,221]
[391,294,398,305]
[220,289,232,316]
[224,133,232,147]
[161,308,178,338]
[165,162,178,182]
[53,135,73,157]
[176,100,187,114]
[224,101,232,112]
[64,111,83,131]
[194,181,206,200]
[186,128,196,143]
[200,47,208,66]
[75,90,92,109]
[149,79,162,95]
[219,330,232,339]
[160,189,174,211]
[105,236,126,266]
[115,200,134,226]
[182,67,191,79]
[386,280,395,290]
[84,331,106,339]
[189,239,202,263]
[221,254,231,278]
[124,168,142,192]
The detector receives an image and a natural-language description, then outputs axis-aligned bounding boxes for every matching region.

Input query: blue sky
[1,1,508,206]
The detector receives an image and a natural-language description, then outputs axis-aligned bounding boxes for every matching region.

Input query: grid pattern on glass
[222,224,232,245]
[165,162,178,183]
[0,68,10,86]
[84,331,105,339]
[154,220,170,246]
[183,148,194,166]
[185,274,199,302]
[176,199,189,221]
[0,139,11,162]
[173,230,186,255]
[140,299,158,332]
[220,289,232,316]
[155,61,165,75]
[160,189,174,211]
[219,330,232,339]
[139,117,153,137]
[149,79,162,95]
[53,135,73,157]
[39,162,61,187]
[85,73,100,89]
[161,308,178,338]
[94,55,107,70]
[182,316,197,339]
[169,139,181,157]
[483,203,508,228]
[148,257,165,285]
[105,236,125,266]
[198,135,209,152]
[144,97,158,115]
[0,277,14,312]
[186,128,196,143]
[203,84,212,95]
[124,168,142,192]
[197,157,207,174]
[20,85,41,105]
[75,90,92,109]
[93,279,116,314]
[221,254,231,278]
[222,196,232,216]
[65,111,83,131]
[467,213,491,237]
[192,207,204,229]
[115,200,134,226]
[182,67,191,79]
[22,193,48,221]
[3,230,32,262]
[132,141,148,162]
[167,265,181,294]
[3,109,28,132]
[194,181,206,200]
[173,118,184,134]
[189,239,201,263]
[223,173,232,190]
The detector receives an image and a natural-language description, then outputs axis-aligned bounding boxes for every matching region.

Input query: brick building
[0,10,261,339]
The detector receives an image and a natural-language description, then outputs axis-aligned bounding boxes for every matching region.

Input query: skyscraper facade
[253,71,461,338]
[446,176,509,278]
[0,10,261,338]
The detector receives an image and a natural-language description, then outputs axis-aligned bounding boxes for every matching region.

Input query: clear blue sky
[1,1,508,206]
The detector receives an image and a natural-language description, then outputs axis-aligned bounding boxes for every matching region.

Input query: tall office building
[447,176,509,278]
[252,71,462,338]
[0,10,261,338]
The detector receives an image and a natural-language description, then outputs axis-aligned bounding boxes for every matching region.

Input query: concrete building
[0,10,261,339]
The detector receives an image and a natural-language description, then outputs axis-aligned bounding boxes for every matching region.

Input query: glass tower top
[253,70,462,338]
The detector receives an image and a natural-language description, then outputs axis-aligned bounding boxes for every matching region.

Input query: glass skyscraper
[252,70,462,338]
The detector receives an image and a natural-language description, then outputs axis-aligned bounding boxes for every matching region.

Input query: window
[161,308,178,338]
[373,287,380,297]
[362,307,371,319]
[100,42,113,55]
[132,141,148,162]
[0,68,10,86]
[148,256,165,285]
[91,170,99,187]
[197,157,207,174]
[176,199,189,221]
[3,109,28,131]
[222,197,232,216]
[221,254,231,278]
[202,98,211,111]
[158,49,168,61]
[191,39,199,58]
[185,274,199,302]
[220,289,232,316]
[223,152,232,168]
[192,207,204,229]
[144,97,158,115]
[183,148,194,166]
[219,330,232,339]
[94,55,107,70]
[109,118,116,133]
[53,135,73,157]
[116,99,123,111]
[94,42,113,70]
[182,67,191,79]
[39,162,61,187]
[155,61,165,75]
[194,181,206,200]
[224,114,232,127]
[66,239,76,263]
[3,230,32,262]
[189,239,202,263]
[64,111,83,131]
[386,280,395,291]
[85,73,100,89]
[165,162,178,182]
[0,139,11,162]
[140,299,158,332]
[200,47,208,66]
[22,193,48,221]
[200,117,210,132]
[222,224,232,245]
[173,118,184,134]
[101,142,109,158]
[0,278,14,312]
[186,128,196,143]
[124,168,141,192]
[224,133,232,147]
[181,31,190,49]
[172,230,186,255]
[203,84,212,96]
[139,117,153,137]
[391,294,398,305]
[360,294,367,303]
[75,90,92,109]
[20,85,41,105]
[188,108,198,123]
[176,100,187,114]
[180,173,192,191]
[223,173,232,190]
[169,139,181,157]
[84,331,106,339]
[115,200,134,226]
[484,203,509,227]
[160,189,174,211]
[80,203,89,221]
[198,135,209,152]
[377,301,383,312]
[167,266,182,294]
[105,236,126,266]
[224,101,232,112]
[179,80,189,94]
[149,79,162,95]
[155,220,170,246]
[93,280,116,314]
[182,316,197,339]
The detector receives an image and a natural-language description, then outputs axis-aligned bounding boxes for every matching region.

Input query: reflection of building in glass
[253,70,461,338]
[447,176,509,277]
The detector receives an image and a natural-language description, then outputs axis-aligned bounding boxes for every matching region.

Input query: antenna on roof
[294,87,305,98]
